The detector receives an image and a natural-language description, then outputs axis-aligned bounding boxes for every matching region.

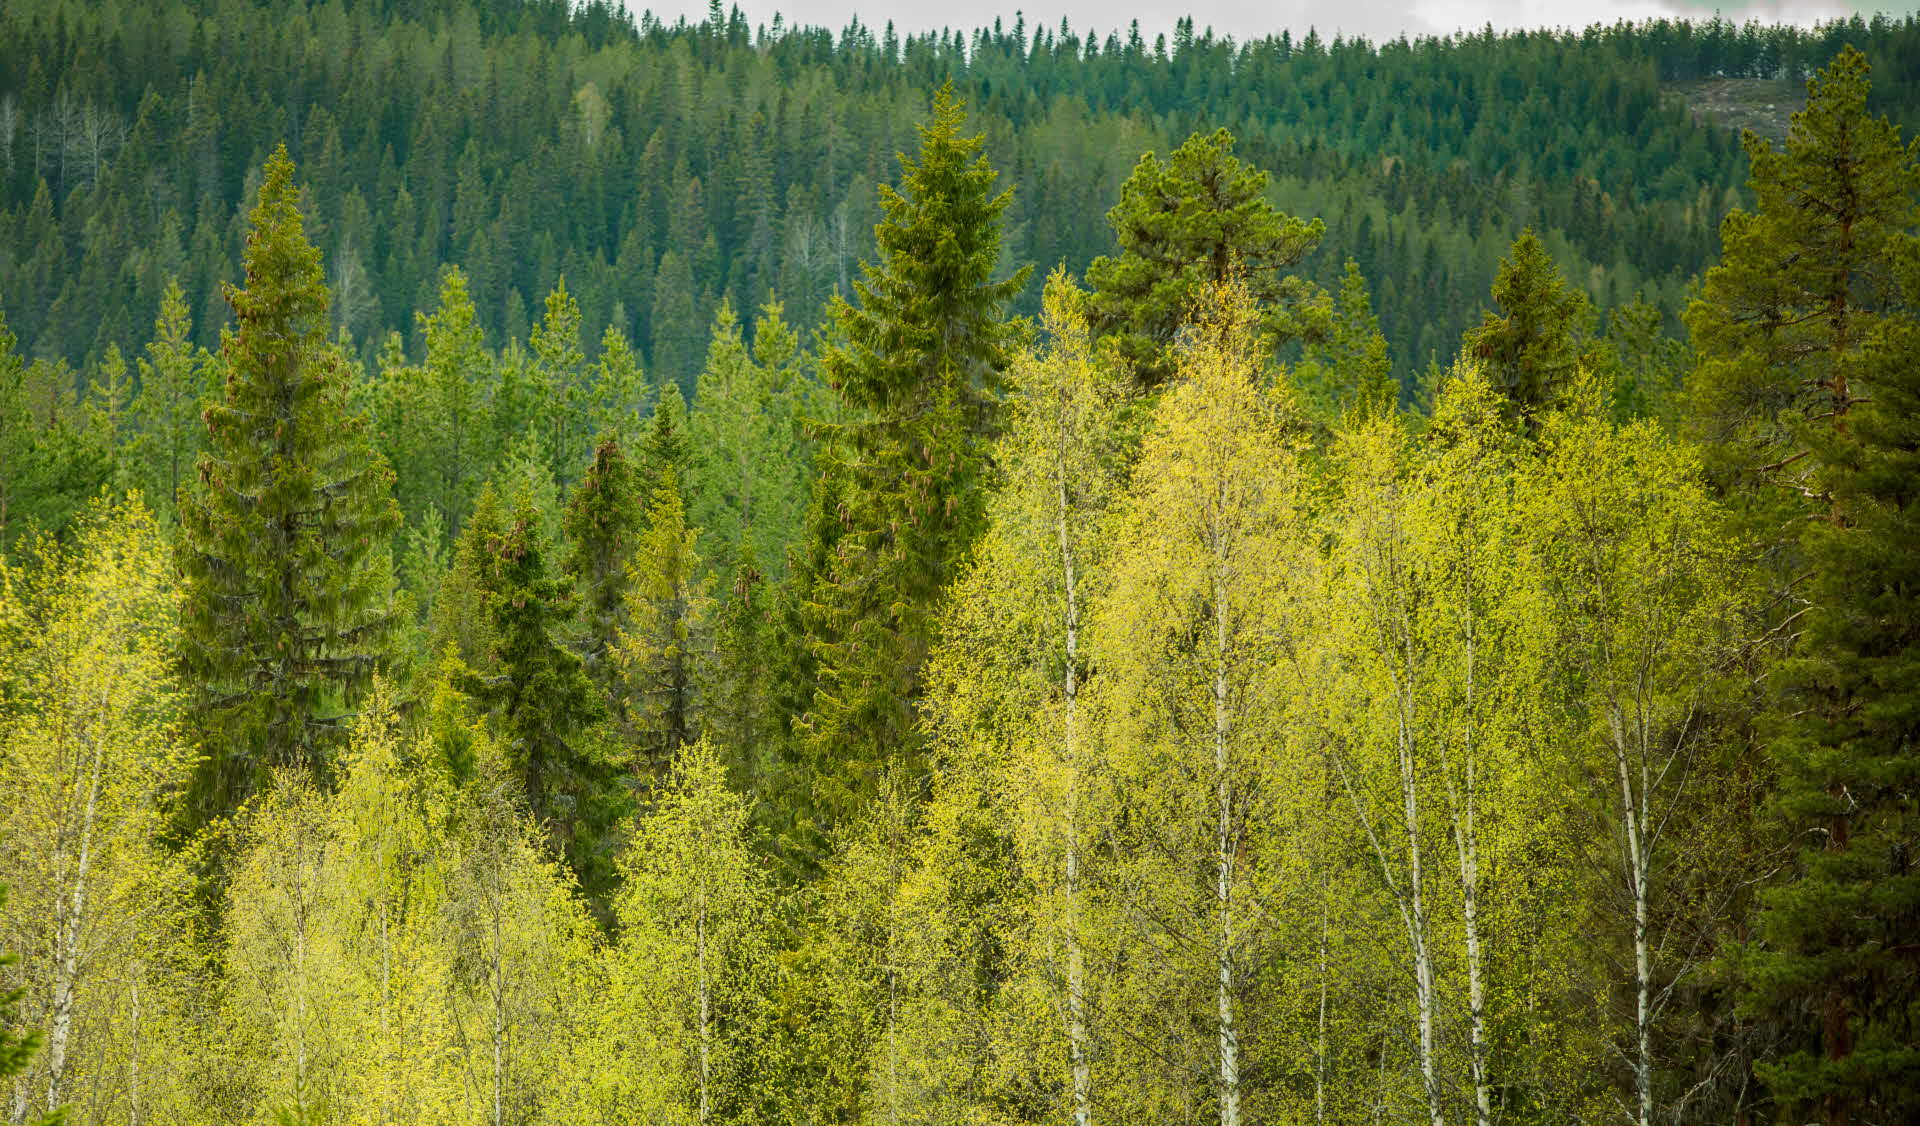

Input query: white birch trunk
[1213,568,1240,1126]
[697,901,711,1126]
[1058,470,1093,1126]
[1453,632,1492,1126]
[1612,706,1654,1126]
[45,722,106,1112]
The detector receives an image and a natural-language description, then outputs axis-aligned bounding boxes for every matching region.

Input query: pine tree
[177,144,402,823]
[1086,128,1327,387]
[1461,229,1592,424]
[1687,46,1920,520]
[790,83,1028,843]
[1743,218,1920,1126]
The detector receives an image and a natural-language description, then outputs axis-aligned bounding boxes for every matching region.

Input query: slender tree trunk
[697,901,711,1126]
[1454,634,1492,1126]
[1396,700,1444,1126]
[1610,707,1655,1126]
[1058,473,1093,1126]
[1213,569,1240,1126]
[1315,869,1329,1126]
[129,969,142,1126]
[380,898,392,1126]
[46,725,106,1111]
[491,861,506,1126]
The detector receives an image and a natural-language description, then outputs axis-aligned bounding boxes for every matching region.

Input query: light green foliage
[1526,387,1750,1126]
[532,277,591,484]
[914,269,1130,1125]
[1090,278,1316,1126]
[615,470,712,779]
[688,299,812,585]
[385,265,497,537]
[589,322,650,452]
[130,278,215,520]
[0,497,197,1125]
[1318,368,1597,1124]
[590,738,770,1125]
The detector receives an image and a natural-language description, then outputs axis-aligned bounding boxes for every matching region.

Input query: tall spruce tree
[563,434,645,688]
[1086,128,1326,387]
[1738,76,1920,1126]
[465,491,621,898]
[787,83,1028,853]
[1461,229,1593,424]
[178,145,401,823]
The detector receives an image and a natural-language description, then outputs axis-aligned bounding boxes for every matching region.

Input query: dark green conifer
[465,491,619,893]
[1728,48,1920,1126]
[177,144,401,821]
[786,84,1028,851]
[1086,128,1325,387]
[563,433,645,684]
[1461,228,1592,424]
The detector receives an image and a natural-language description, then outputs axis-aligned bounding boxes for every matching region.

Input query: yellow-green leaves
[0,496,196,1125]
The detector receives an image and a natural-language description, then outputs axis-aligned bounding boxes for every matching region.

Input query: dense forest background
[4,0,1920,387]
[1,2,1919,1126]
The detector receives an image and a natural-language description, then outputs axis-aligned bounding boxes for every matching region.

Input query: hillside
[3,1,1916,390]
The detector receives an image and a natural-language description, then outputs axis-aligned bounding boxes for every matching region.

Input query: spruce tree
[1460,229,1592,424]
[1740,91,1920,1126]
[1086,128,1326,387]
[130,277,213,520]
[615,469,710,778]
[465,491,619,895]
[788,83,1028,849]
[178,145,401,822]
[638,381,693,503]
[563,433,644,687]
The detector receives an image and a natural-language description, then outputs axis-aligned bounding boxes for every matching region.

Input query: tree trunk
[45,726,106,1112]
[1213,570,1240,1126]
[697,900,711,1126]
[1058,474,1094,1126]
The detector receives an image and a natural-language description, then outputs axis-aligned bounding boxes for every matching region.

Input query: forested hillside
[4,0,1920,386]
[2,2,1919,1125]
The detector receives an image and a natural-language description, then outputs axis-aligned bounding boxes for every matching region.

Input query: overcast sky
[628,0,1908,45]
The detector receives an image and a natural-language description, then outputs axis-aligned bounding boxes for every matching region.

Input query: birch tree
[1091,277,1315,1126]
[0,498,196,1126]
[599,738,769,1125]
[1528,394,1745,1126]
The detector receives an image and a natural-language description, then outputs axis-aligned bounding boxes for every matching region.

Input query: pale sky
[629,0,1906,44]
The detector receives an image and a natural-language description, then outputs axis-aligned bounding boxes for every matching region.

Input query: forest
[1,0,1919,1124]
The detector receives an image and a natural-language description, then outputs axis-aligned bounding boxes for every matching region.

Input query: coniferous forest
[2,0,1919,1123]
